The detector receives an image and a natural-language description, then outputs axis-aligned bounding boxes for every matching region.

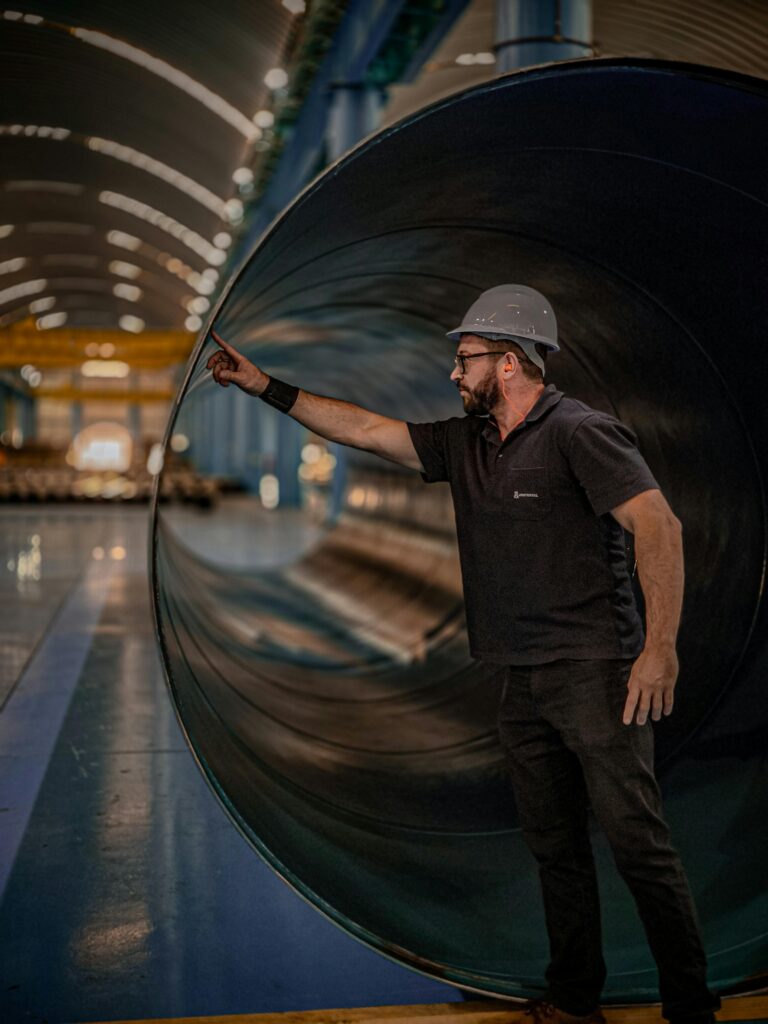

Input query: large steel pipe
[151,59,768,1002]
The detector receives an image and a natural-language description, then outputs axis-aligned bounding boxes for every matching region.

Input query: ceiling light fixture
[106,230,141,251]
[100,190,225,264]
[72,26,260,140]
[109,260,141,279]
[118,314,144,333]
[36,311,67,329]
[455,52,497,66]
[113,283,142,302]
[187,296,210,315]
[223,198,243,225]
[264,68,288,90]
[81,360,131,378]
[88,136,226,216]
[0,123,69,140]
[0,278,46,306]
[0,257,26,275]
[107,232,218,294]
[2,16,266,139]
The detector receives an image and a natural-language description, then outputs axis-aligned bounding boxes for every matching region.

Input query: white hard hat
[447,284,559,374]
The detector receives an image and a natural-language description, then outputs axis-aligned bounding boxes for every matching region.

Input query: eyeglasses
[453,350,529,374]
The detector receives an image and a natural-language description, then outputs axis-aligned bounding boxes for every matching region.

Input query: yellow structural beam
[34,387,174,402]
[0,319,196,369]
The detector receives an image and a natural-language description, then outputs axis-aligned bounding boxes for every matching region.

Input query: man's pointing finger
[211,329,240,360]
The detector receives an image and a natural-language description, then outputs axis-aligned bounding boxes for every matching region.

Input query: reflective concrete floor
[0,506,458,1023]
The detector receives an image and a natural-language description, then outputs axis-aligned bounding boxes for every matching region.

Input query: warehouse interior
[2,2,768,1023]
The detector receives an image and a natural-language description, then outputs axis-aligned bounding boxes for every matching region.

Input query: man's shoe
[522,999,606,1024]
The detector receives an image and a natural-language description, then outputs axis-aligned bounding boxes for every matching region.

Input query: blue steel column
[230,386,249,480]
[231,0,473,512]
[239,399,264,497]
[175,403,196,468]
[496,0,592,72]
[128,403,141,445]
[202,389,244,479]
[185,385,268,491]
[192,391,214,476]
[272,46,387,514]
[327,84,386,162]
[71,400,82,439]
[254,401,278,493]
[323,84,386,510]
[208,392,230,477]
[275,412,302,507]
[18,395,35,443]
[28,395,36,442]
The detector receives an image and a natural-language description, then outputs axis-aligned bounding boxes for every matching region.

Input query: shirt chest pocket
[497,466,551,519]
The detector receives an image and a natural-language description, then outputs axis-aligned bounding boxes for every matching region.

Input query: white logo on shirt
[514,491,539,499]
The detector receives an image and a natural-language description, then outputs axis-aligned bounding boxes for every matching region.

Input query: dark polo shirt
[407,384,659,665]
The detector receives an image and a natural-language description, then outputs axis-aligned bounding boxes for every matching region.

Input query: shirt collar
[481,383,563,445]
[525,383,563,422]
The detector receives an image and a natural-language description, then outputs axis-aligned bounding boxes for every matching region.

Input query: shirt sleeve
[407,420,451,483]
[567,413,659,516]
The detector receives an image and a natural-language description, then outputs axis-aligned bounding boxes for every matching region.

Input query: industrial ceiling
[1,0,767,339]
[0,1,296,333]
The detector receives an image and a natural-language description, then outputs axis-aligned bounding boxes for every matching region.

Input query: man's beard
[459,374,501,416]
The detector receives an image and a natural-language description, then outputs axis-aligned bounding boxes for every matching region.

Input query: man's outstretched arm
[206,330,424,472]
[611,488,684,727]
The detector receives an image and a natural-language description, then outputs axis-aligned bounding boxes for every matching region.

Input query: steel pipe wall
[152,60,768,1002]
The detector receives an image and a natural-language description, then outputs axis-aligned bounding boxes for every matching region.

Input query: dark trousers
[497,658,720,1023]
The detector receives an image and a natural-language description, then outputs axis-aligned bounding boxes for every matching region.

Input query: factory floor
[0,505,458,1024]
[1,505,763,1024]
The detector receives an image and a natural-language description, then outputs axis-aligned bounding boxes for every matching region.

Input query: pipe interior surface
[152,60,768,1002]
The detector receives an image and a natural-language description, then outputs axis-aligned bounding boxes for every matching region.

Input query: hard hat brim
[445,327,560,352]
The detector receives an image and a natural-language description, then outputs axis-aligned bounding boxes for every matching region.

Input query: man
[206,284,719,1024]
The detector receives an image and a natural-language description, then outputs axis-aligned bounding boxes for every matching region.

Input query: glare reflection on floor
[0,504,459,1021]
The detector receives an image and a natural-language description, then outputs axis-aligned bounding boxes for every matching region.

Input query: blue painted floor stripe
[0,511,459,1021]
[0,561,114,898]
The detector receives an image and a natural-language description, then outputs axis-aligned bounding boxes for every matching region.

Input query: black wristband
[259,376,299,413]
